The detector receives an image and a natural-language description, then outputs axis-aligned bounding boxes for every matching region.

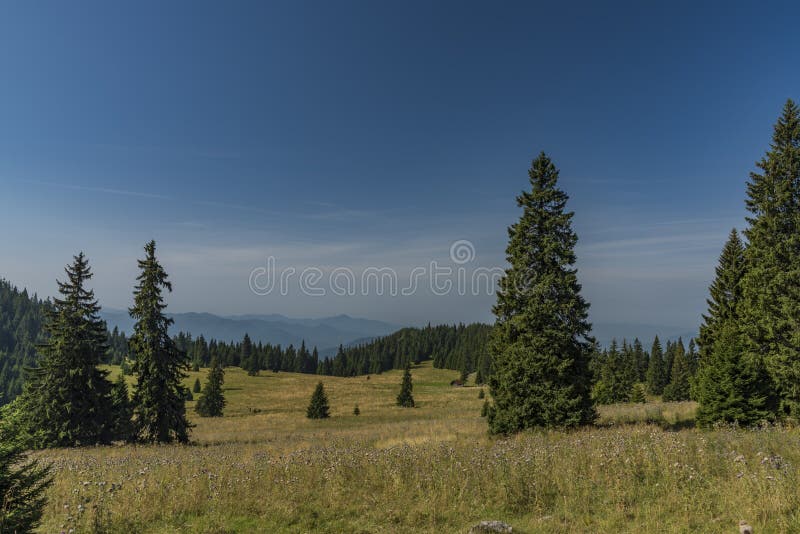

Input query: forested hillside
[0,279,49,404]
[172,322,493,380]
[0,280,128,404]
[321,323,492,379]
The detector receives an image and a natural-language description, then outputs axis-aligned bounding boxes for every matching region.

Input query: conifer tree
[242,334,259,376]
[592,340,634,404]
[353,404,360,416]
[195,358,225,417]
[630,383,647,404]
[481,399,490,417]
[396,363,415,407]
[663,341,691,401]
[633,338,648,382]
[193,377,202,394]
[306,382,330,419]
[18,253,114,447]
[663,340,676,383]
[739,100,800,418]
[478,388,485,399]
[109,374,133,442]
[488,153,595,433]
[695,230,774,425]
[698,232,746,362]
[686,339,699,378]
[645,337,666,395]
[0,436,52,533]
[129,241,192,443]
[694,322,773,427]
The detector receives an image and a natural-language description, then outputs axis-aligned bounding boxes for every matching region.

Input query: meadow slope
[34,362,800,533]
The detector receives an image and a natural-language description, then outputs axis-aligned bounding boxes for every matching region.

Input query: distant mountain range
[99,309,696,355]
[99,309,400,356]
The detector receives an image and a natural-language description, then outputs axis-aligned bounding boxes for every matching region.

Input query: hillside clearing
[34,362,798,533]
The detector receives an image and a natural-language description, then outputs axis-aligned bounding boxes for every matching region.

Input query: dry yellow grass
[33,363,800,533]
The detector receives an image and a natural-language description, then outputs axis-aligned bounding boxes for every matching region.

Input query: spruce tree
[396,363,415,407]
[193,377,202,393]
[242,333,258,376]
[481,399,490,417]
[663,340,676,384]
[694,322,773,427]
[740,100,800,418]
[195,359,225,417]
[488,152,595,433]
[633,338,648,382]
[630,383,647,404]
[698,232,746,362]
[109,374,133,442]
[662,341,691,401]
[645,337,666,395]
[695,230,774,425]
[129,241,192,443]
[306,382,330,419]
[18,253,114,447]
[0,437,52,533]
[686,339,699,379]
[592,340,634,404]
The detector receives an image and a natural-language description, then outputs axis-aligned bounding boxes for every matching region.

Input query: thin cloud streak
[21,179,170,200]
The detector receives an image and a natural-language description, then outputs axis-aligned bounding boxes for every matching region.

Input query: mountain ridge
[99,309,401,352]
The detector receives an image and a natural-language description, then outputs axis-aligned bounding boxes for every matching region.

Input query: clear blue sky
[1,1,798,332]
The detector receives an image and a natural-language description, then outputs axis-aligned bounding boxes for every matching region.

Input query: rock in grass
[469,520,513,533]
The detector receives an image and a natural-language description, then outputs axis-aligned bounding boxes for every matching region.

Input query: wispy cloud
[582,216,742,237]
[580,232,724,259]
[22,179,170,200]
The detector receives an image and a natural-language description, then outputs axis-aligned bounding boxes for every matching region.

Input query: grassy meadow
[33,362,800,533]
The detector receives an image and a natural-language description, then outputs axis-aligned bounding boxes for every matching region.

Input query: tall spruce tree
[242,334,258,376]
[695,230,774,425]
[129,241,192,443]
[18,253,114,447]
[109,374,133,442]
[698,230,745,361]
[195,358,225,417]
[488,152,595,433]
[740,99,800,418]
[396,363,415,407]
[662,340,691,401]
[645,336,666,395]
[0,437,52,533]
[633,338,648,382]
[306,382,330,419]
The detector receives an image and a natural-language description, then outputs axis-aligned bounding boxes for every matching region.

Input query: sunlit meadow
[34,363,800,533]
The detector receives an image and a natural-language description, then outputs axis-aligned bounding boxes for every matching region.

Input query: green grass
[33,362,800,533]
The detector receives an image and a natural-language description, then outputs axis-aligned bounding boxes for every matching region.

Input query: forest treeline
[107,322,491,381]
[3,274,686,407]
[0,278,492,405]
[590,337,697,404]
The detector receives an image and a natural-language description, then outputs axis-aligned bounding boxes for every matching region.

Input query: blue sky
[1,1,798,332]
